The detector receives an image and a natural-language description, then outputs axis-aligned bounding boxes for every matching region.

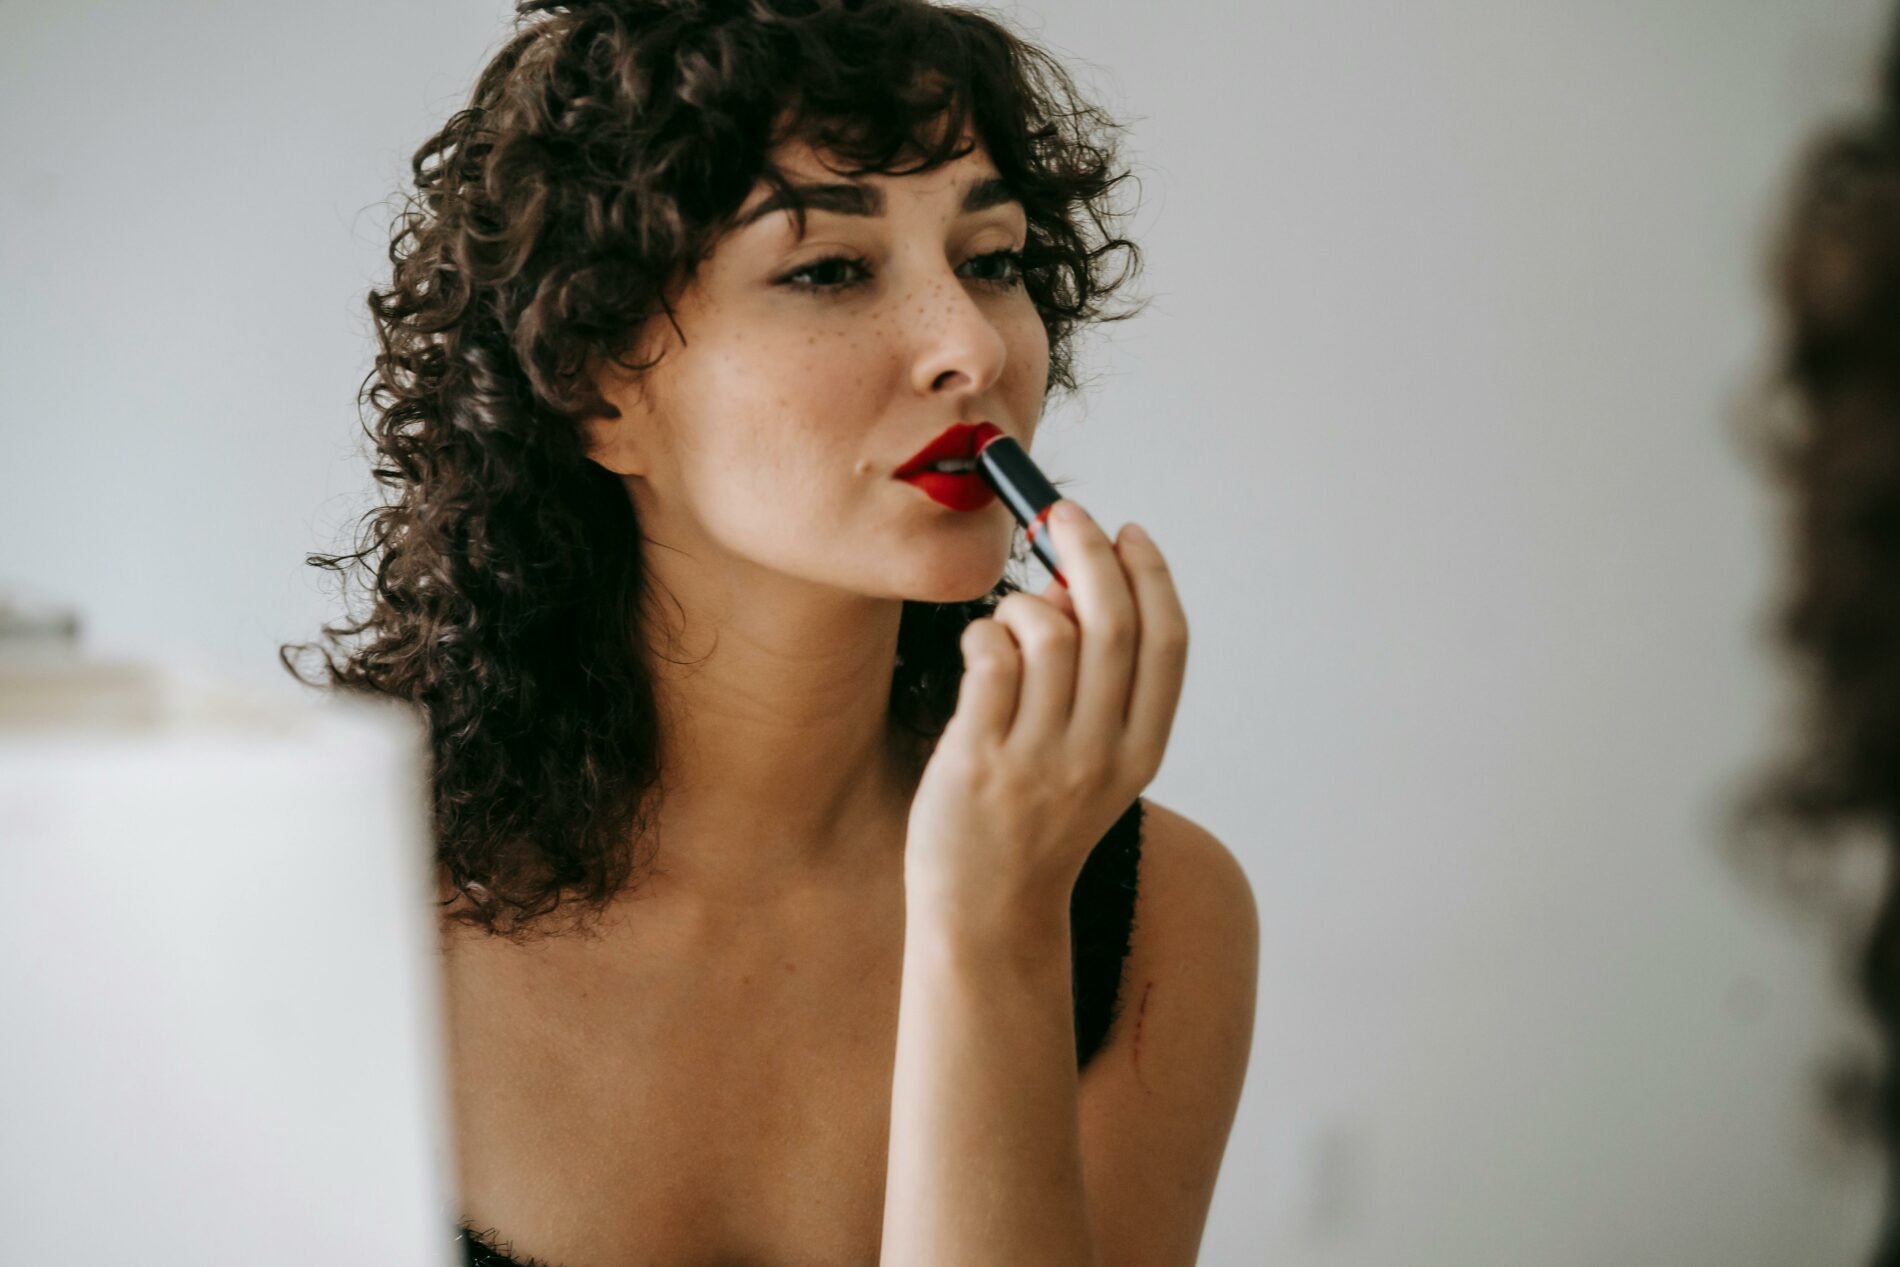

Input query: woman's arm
[879,886,1095,1267]
[878,501,1190,1266]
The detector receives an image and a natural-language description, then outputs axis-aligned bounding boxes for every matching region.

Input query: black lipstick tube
[975,434,1068,587]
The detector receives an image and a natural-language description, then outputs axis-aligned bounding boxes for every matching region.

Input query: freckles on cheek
[698,320,888,481]
[1008,312,1053,401]
[785,326,881,416]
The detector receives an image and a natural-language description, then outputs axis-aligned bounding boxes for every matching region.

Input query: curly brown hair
[1731,15,1900,1261]
[281,0,1146,941]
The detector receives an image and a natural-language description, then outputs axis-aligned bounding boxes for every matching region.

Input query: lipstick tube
[975,434,1067,587]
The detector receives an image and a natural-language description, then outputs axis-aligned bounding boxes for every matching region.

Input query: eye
[776,249,1028,294]
[779,254,872,291]
[965,248,1027,289]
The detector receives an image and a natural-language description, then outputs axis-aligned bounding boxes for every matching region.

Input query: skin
[579,132,1181,911]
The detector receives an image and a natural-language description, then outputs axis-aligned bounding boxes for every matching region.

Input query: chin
[902,543,1012,604]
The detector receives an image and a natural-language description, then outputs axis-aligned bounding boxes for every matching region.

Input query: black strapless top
[457,796,1147,1267]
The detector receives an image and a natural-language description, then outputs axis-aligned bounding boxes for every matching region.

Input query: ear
[580,404,649,478]
[578,354,651,478]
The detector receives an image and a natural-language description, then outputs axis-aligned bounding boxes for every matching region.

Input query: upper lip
[893,421,1004,479]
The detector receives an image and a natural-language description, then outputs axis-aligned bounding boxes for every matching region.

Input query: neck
[630,585,927,911]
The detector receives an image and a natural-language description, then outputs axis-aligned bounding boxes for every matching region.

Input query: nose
[907,264,1010,400]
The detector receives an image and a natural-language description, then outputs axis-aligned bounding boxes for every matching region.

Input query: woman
[284,1,1259,1264]
[1736,11,1900,1266]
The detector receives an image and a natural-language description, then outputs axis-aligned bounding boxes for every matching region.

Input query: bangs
[724,6,1032,243]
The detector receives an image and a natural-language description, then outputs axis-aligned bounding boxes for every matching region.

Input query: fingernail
[1052,500,1087,525]
[1121,522,1151,546]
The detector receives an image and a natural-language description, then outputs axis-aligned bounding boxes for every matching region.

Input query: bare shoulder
[1074,797,1259,1265]
[1081,796,1261,1080]
[1130,798,1260,973]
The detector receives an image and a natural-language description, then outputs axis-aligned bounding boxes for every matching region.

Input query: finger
[1044,501,1140,744]
[990,590,1078,748]
[941,617,1020,747]
[1039,572,1076,621]
[1116,522,1189,769]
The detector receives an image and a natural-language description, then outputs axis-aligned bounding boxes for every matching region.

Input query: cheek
[1006,305,1052,396]
[681,331,878,485]
[762,321,888,420]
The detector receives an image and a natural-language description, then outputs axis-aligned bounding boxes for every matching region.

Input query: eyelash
[777,248,1028,294]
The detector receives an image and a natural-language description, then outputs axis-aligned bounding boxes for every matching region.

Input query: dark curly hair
[1731,11,1900,1261]
[279,0,1145,941]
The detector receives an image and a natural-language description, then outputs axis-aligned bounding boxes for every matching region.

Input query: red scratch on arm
[1129,979,1156,1094]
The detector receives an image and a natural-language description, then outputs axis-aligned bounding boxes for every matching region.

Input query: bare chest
[439,899,906,1267]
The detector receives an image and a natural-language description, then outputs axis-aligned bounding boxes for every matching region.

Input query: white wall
[3,1,1893,1262]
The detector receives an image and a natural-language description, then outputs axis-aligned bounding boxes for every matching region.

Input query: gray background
[3,0,1893,1262]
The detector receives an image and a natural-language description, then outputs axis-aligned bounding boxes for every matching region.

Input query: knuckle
[960,621,1012,668]
[996,594,1072,648]
[1024,616,1075,652]
[966,640,1015,671]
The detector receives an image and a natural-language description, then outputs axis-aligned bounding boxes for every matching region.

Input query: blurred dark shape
[1733,9,1900,1262]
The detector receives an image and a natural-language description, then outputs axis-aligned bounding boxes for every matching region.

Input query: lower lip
[896,470,997,512]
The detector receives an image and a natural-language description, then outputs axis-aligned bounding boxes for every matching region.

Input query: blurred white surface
[0,652,456,1265]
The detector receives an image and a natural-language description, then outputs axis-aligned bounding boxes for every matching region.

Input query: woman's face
[584,136,1050,605]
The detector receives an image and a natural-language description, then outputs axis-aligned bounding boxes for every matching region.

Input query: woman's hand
[904,500,1190,930]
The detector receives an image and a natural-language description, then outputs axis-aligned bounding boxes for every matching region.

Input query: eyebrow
[735,174,1021,231]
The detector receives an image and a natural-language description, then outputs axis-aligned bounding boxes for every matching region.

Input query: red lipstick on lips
[892,421,1006,511]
